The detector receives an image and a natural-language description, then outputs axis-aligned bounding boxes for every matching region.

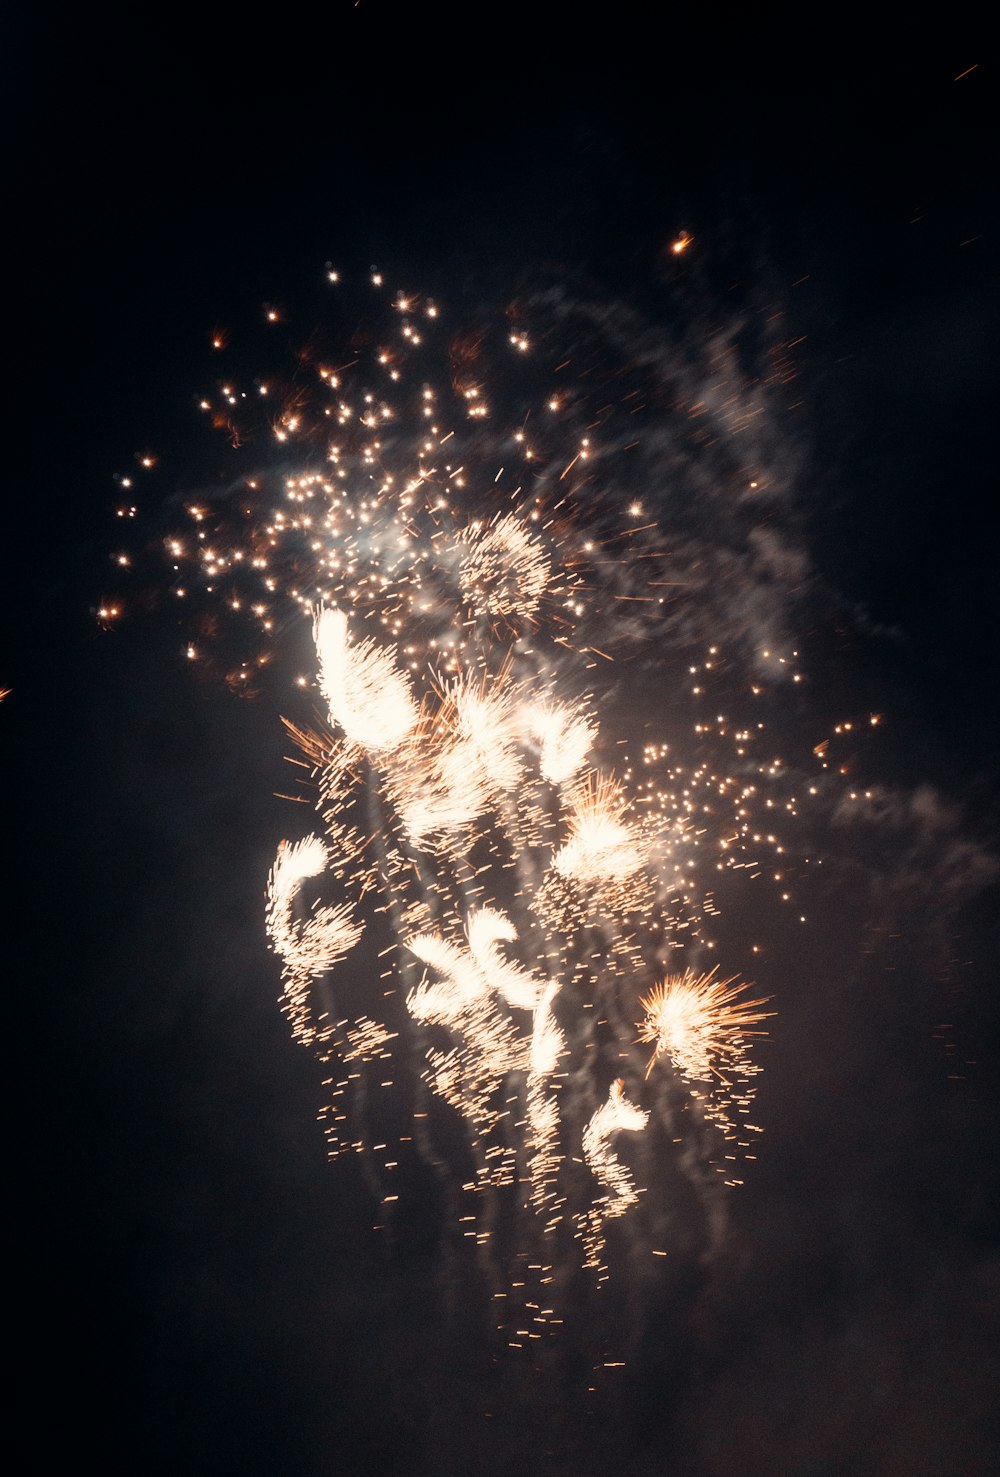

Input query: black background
[13,7,998,1474]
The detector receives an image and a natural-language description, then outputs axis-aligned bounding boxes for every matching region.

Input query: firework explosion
[108,265,847,1348]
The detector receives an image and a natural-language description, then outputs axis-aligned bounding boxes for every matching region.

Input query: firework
[266,836,364,1047]
[577,1079,650,1270]
[313,604,418,752]
[115,265,821,1338]
[638,968,774,1086]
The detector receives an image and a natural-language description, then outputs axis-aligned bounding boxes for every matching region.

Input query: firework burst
[639,968,774,1086]
[110,264,831,1345]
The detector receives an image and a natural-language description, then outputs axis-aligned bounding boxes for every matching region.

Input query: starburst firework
[639,967,774,1085]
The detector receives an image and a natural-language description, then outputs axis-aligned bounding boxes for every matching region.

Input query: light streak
[313,604,418,751]
[266,836,364,1046]
[577,1079,649,1269]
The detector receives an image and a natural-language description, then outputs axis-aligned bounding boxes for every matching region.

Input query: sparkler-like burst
[638,968,774,1152]
[639,968,774,1084]
[111,264,838,1347]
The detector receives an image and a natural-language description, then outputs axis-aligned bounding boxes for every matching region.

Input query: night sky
[15,10,999,1475]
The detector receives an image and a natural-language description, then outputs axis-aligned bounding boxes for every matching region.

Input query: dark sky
[14,10,999,1475]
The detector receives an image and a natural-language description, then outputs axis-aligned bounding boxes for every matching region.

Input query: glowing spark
[524,699,596,785]
[386,725,493,845]
[583,1078,649,1205]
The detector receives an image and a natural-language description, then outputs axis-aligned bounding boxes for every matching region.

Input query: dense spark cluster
[114,266,829,1338]
[638,969,774,1159]
[639,968,774,1084]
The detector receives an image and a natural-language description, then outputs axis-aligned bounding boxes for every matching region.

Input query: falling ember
[112,263,837,1338]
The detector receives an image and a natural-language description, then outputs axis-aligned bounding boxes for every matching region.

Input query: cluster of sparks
[265,604,774,1302]
[110,265,826,1344]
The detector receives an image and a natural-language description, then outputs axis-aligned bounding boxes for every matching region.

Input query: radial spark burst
[639,967,774,1085]
[638,968,775,1158]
